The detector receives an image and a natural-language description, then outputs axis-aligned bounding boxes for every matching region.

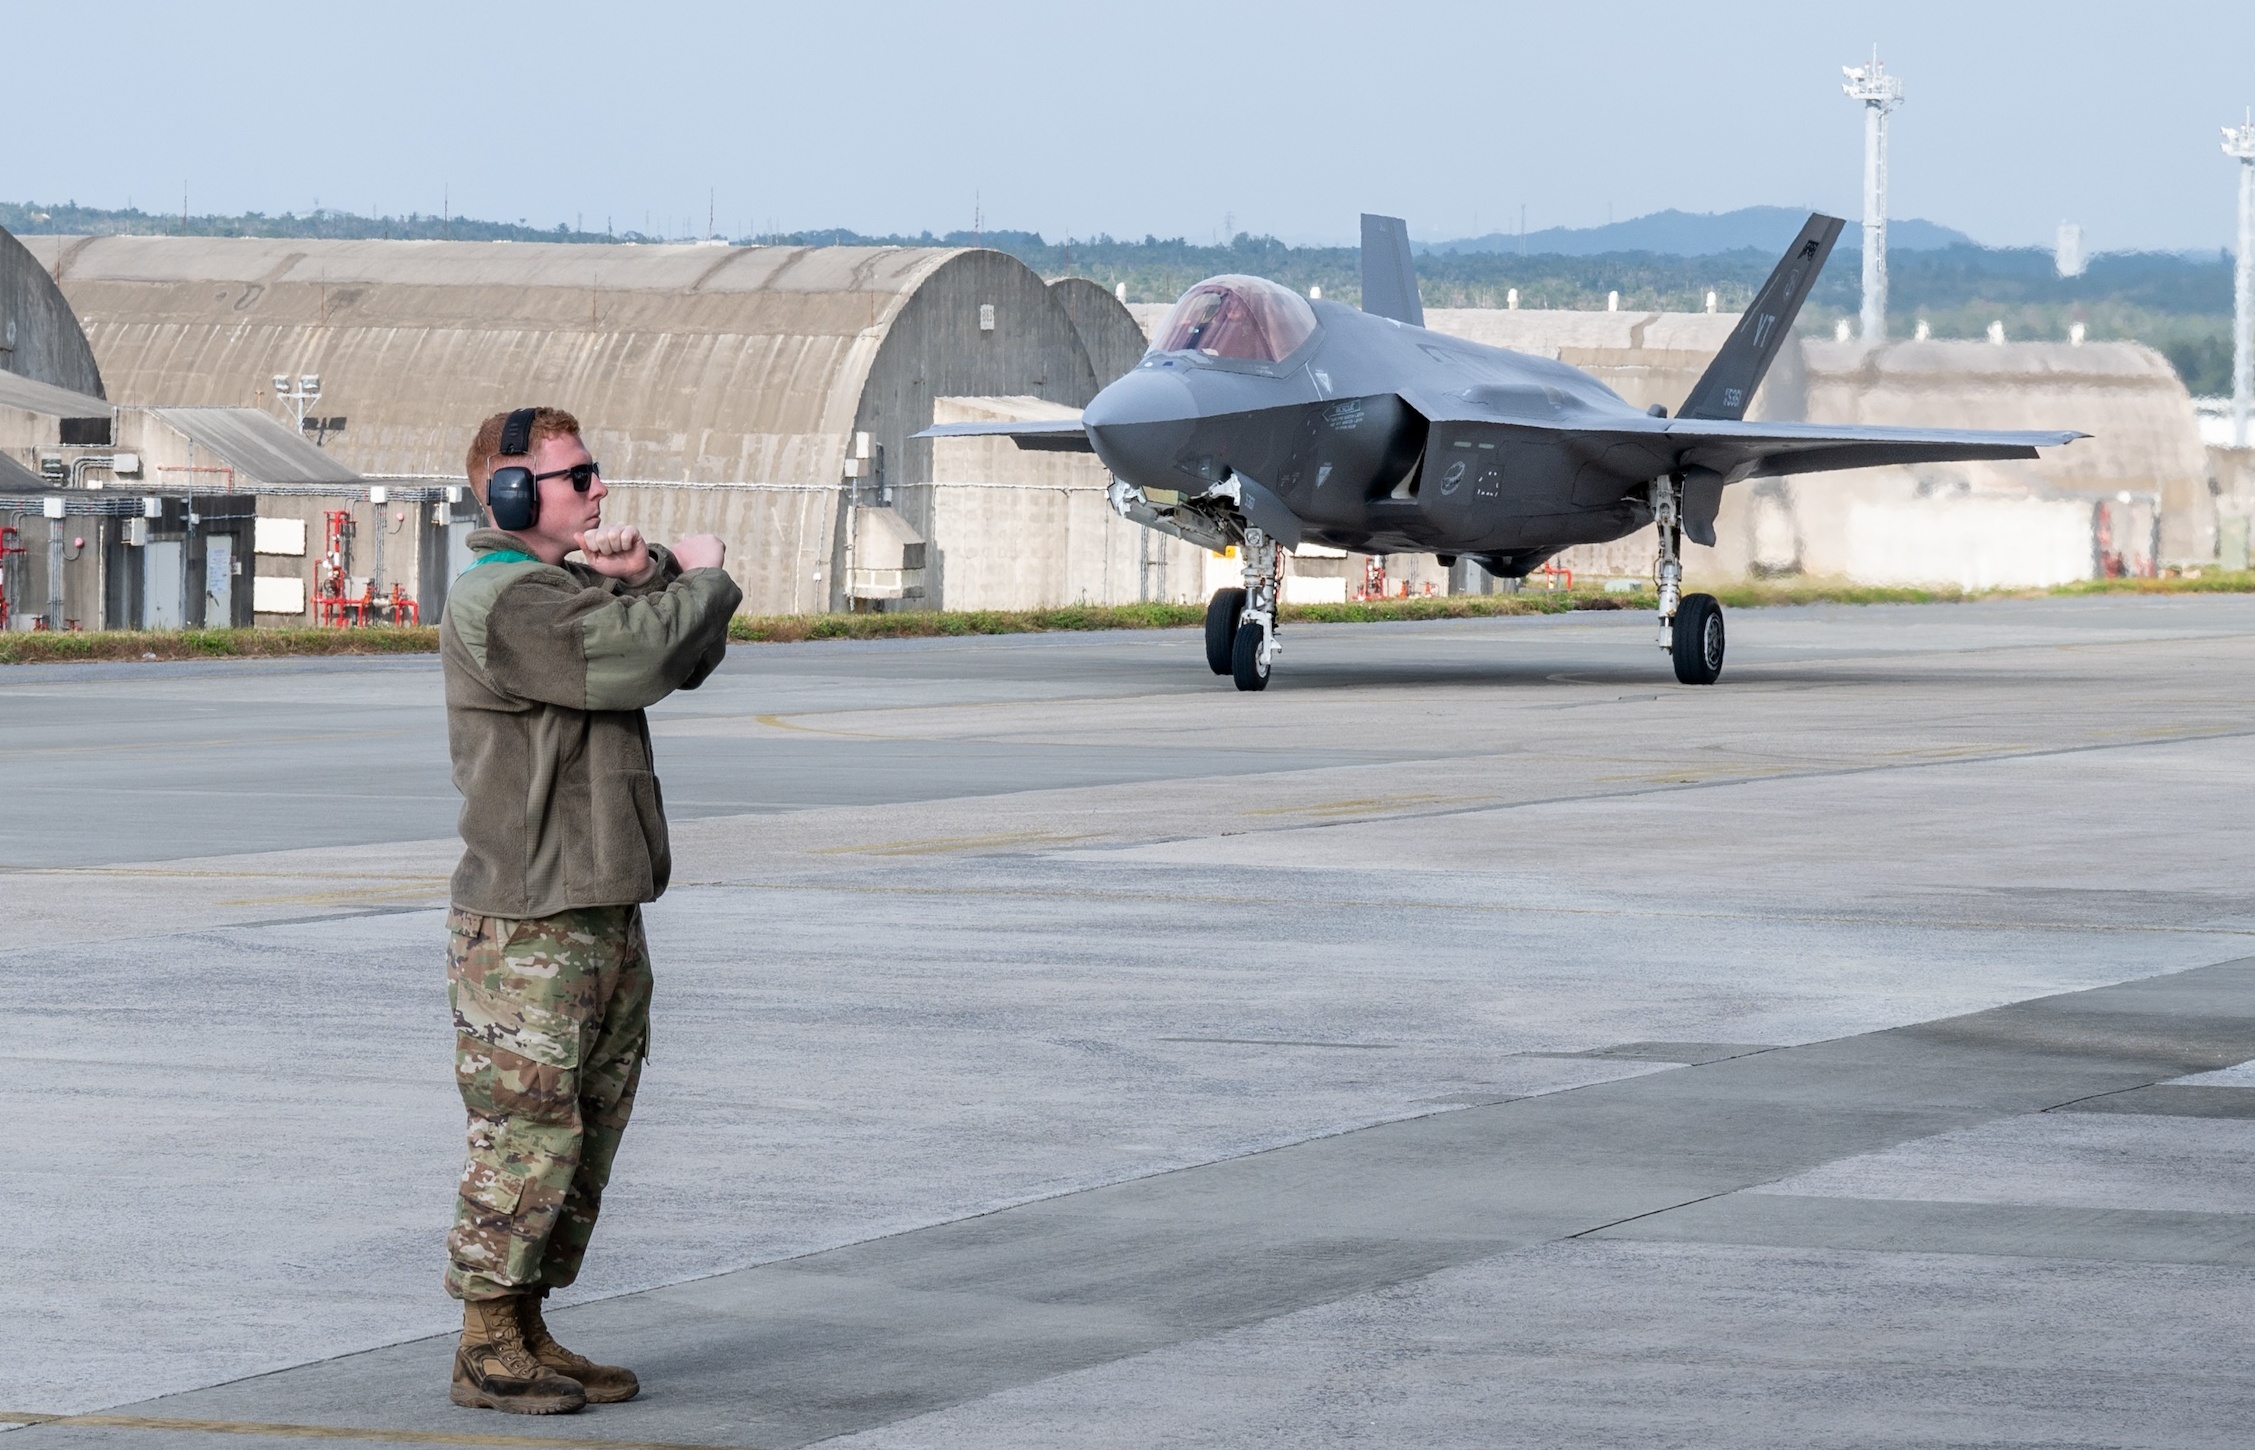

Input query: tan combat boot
[451,1297,586,1415]
[520,1295,640,1403]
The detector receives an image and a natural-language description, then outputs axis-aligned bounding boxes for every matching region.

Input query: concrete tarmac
[6,596,2255,1448]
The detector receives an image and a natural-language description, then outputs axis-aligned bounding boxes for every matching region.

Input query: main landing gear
[1205,527,1283,691]
[1204,588,1245,673]
[1653,473,1724,685]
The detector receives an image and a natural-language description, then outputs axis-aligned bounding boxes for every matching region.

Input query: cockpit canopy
[1150,275,1318,363]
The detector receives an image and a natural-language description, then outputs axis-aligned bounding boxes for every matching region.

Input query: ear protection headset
[485,408,541,531]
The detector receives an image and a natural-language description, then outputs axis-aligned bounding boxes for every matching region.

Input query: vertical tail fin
[1360,213,1424,327]
[1677,213,1845,421]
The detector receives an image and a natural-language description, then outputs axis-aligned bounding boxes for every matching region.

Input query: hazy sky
[11,0,2253,252]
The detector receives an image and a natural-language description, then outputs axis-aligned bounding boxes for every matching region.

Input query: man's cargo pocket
[448,920,586,1070]
[458,1159,526,1216]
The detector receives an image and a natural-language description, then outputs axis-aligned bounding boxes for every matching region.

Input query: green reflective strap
[466,548,538,572]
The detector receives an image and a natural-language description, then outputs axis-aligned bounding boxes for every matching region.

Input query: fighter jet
[920,214,2081,691]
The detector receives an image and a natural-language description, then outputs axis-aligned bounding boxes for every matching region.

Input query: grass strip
[2049,570,2255,595]
[0,626,440,666]
[7,572,2254,665]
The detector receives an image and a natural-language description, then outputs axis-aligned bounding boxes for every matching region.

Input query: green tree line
[7,201,2238,394]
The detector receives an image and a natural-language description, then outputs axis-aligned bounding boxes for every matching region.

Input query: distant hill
[0,199,624,244]
[1,199,2234,391]
[1423,206,1977,258]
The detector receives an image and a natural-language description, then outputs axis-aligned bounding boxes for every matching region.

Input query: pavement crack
[1566,1186,1750,1240]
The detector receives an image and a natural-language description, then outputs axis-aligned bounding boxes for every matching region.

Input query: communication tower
[1842,49,1905,343]
[2225,113,2255,448]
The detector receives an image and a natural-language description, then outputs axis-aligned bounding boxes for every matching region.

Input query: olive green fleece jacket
[441,528,743,918]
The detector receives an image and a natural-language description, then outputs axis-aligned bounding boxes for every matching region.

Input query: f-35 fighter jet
[920,214,2080,691]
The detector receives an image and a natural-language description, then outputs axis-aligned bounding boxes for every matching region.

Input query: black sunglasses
[531,462,602,492]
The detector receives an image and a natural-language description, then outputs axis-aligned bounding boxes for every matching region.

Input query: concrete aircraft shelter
[1797,338,2212,566]
[1048,276,1151,388]
[28,235,1148,614]
[0,227,103,399]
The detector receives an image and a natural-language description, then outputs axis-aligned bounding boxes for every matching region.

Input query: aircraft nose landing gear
[1205,527,1282,691]
[1653,473,1725,685]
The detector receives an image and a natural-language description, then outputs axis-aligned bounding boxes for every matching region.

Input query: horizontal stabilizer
[914,418,1093,453]
[1678,213,1845,421]
[1360,214,1424,327]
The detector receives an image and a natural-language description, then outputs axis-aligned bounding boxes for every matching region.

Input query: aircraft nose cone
[1085,365,1197,429]
[1084,366,1197,486]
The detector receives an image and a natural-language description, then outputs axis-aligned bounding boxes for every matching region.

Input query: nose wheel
[1205,529,1282,691]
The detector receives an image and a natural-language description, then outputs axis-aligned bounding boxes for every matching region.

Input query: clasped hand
[574,526,727,581]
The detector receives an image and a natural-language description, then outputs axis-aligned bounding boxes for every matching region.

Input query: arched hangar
[29,236,1146,613]
[0,227,103,399]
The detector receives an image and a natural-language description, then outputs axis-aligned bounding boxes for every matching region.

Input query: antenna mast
[1843,48,1905,343]
[2225,113,2255,449]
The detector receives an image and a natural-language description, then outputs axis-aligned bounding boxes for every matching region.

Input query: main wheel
[1230,614,1271,691]
[1671,593,1725,685]
[1204,588,1246,675]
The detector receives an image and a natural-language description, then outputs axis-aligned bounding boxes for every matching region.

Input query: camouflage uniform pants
[444,905,651,1302]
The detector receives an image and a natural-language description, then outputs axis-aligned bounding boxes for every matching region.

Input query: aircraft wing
[1415,386,2082,477]
[1626,417,2081,546]
[1661,417,2085,479]
[1412,390,2085,545]
[915,418,1093,452]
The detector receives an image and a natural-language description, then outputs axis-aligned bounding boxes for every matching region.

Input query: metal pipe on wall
[3,509,37,631]
[184,503,199,628]
[47,516,63,631]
